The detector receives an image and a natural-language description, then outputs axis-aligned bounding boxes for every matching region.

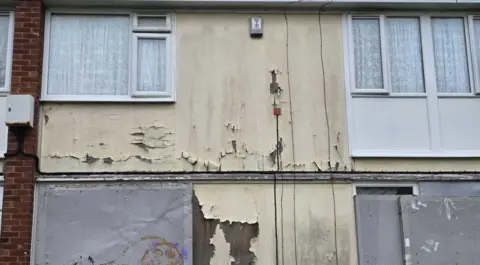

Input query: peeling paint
[85,154,99,164]
[268,138,284,164]
[39,14,355,173]
[130,124,175,151]
[47,153,169,164]
[194,192,259,265]
[210,224,234,265]
[193,183,357,265]
[205,160,221,172]
[220,221,259,265]
[196,187,259,224]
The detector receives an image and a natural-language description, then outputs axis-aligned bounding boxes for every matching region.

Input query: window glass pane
[137,16,167,28]
[387,17,425,93]
[0,16,9,88]
[352,17,384,89]
[137,38,167,92]
[47,14,130,96]
[432,17,470,93]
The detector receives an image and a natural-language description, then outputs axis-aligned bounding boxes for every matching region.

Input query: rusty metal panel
[400,196,480,265]
[33,182,192,265]
[354,195,403,265]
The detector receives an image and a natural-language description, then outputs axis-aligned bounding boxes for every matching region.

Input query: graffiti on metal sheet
[70,236,188,265]
[140,236,187,265]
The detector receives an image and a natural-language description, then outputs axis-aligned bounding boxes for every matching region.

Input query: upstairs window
[42,10,175,102]
[350,15,426,95]
[345,14,480,157]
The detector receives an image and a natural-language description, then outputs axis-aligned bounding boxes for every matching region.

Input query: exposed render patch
[231,140,237,154]
[193,194,219,264]
[220,221,259,265]
[193,194,259,265]
[85,154,99,164]
[44,114,49,125]
[268,138,284,164]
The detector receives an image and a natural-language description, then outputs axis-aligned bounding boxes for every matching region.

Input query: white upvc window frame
[344,12,480,158]
[348,15,391,95]
[131,33,173,98]
[432,14,475,98]
[348,14,429,97]
[133,13,172,32]
[0,11,14,95]
[352,181,419,196]
[41,9,176,103]
[347,13,480,98]
[468,15,480,95]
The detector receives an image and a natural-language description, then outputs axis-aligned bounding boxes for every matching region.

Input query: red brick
[1,2,43,265]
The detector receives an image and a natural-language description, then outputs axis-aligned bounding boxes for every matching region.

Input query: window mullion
[347,15,356,94]
[420,15,442,152]
[379,15,391,94]
[128,13,134,98]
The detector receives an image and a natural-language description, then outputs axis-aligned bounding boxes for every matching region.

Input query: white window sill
[352,150,480,158]
[437,93,480,98]
[352,93,427,98]
[40,95,176,103]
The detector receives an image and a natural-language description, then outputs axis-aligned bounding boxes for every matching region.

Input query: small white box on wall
[6,94,34,127]
[250,16,263,37]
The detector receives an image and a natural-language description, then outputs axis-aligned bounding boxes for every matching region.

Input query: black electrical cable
[318,9,339,265]
[283,10,298,265]
[273,96,281,265]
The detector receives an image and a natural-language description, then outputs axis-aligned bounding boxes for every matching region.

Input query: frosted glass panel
[0,16,9,88]
[387,17,425,93]
[432,17,470,93]
[137,38,167,92]
[137,16,167,28]
[47,15,130,95]
[352,18,384,89]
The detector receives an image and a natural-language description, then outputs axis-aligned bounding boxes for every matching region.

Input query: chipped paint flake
[130,125,175,151]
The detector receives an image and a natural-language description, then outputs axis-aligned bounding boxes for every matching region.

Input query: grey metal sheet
[354,195,404,265]
[400,196,480,265]
[419,182,480,196]
[33,182,192,265]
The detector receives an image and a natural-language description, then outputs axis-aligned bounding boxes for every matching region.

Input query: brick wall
[0,1,44,264]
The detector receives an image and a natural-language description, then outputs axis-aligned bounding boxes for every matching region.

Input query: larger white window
[42,10,175,102]
[345,14,480,157]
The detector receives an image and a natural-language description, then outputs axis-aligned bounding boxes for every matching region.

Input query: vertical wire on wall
[273,96,280,265]
[283,10,299,265]
[318,9,340,265]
